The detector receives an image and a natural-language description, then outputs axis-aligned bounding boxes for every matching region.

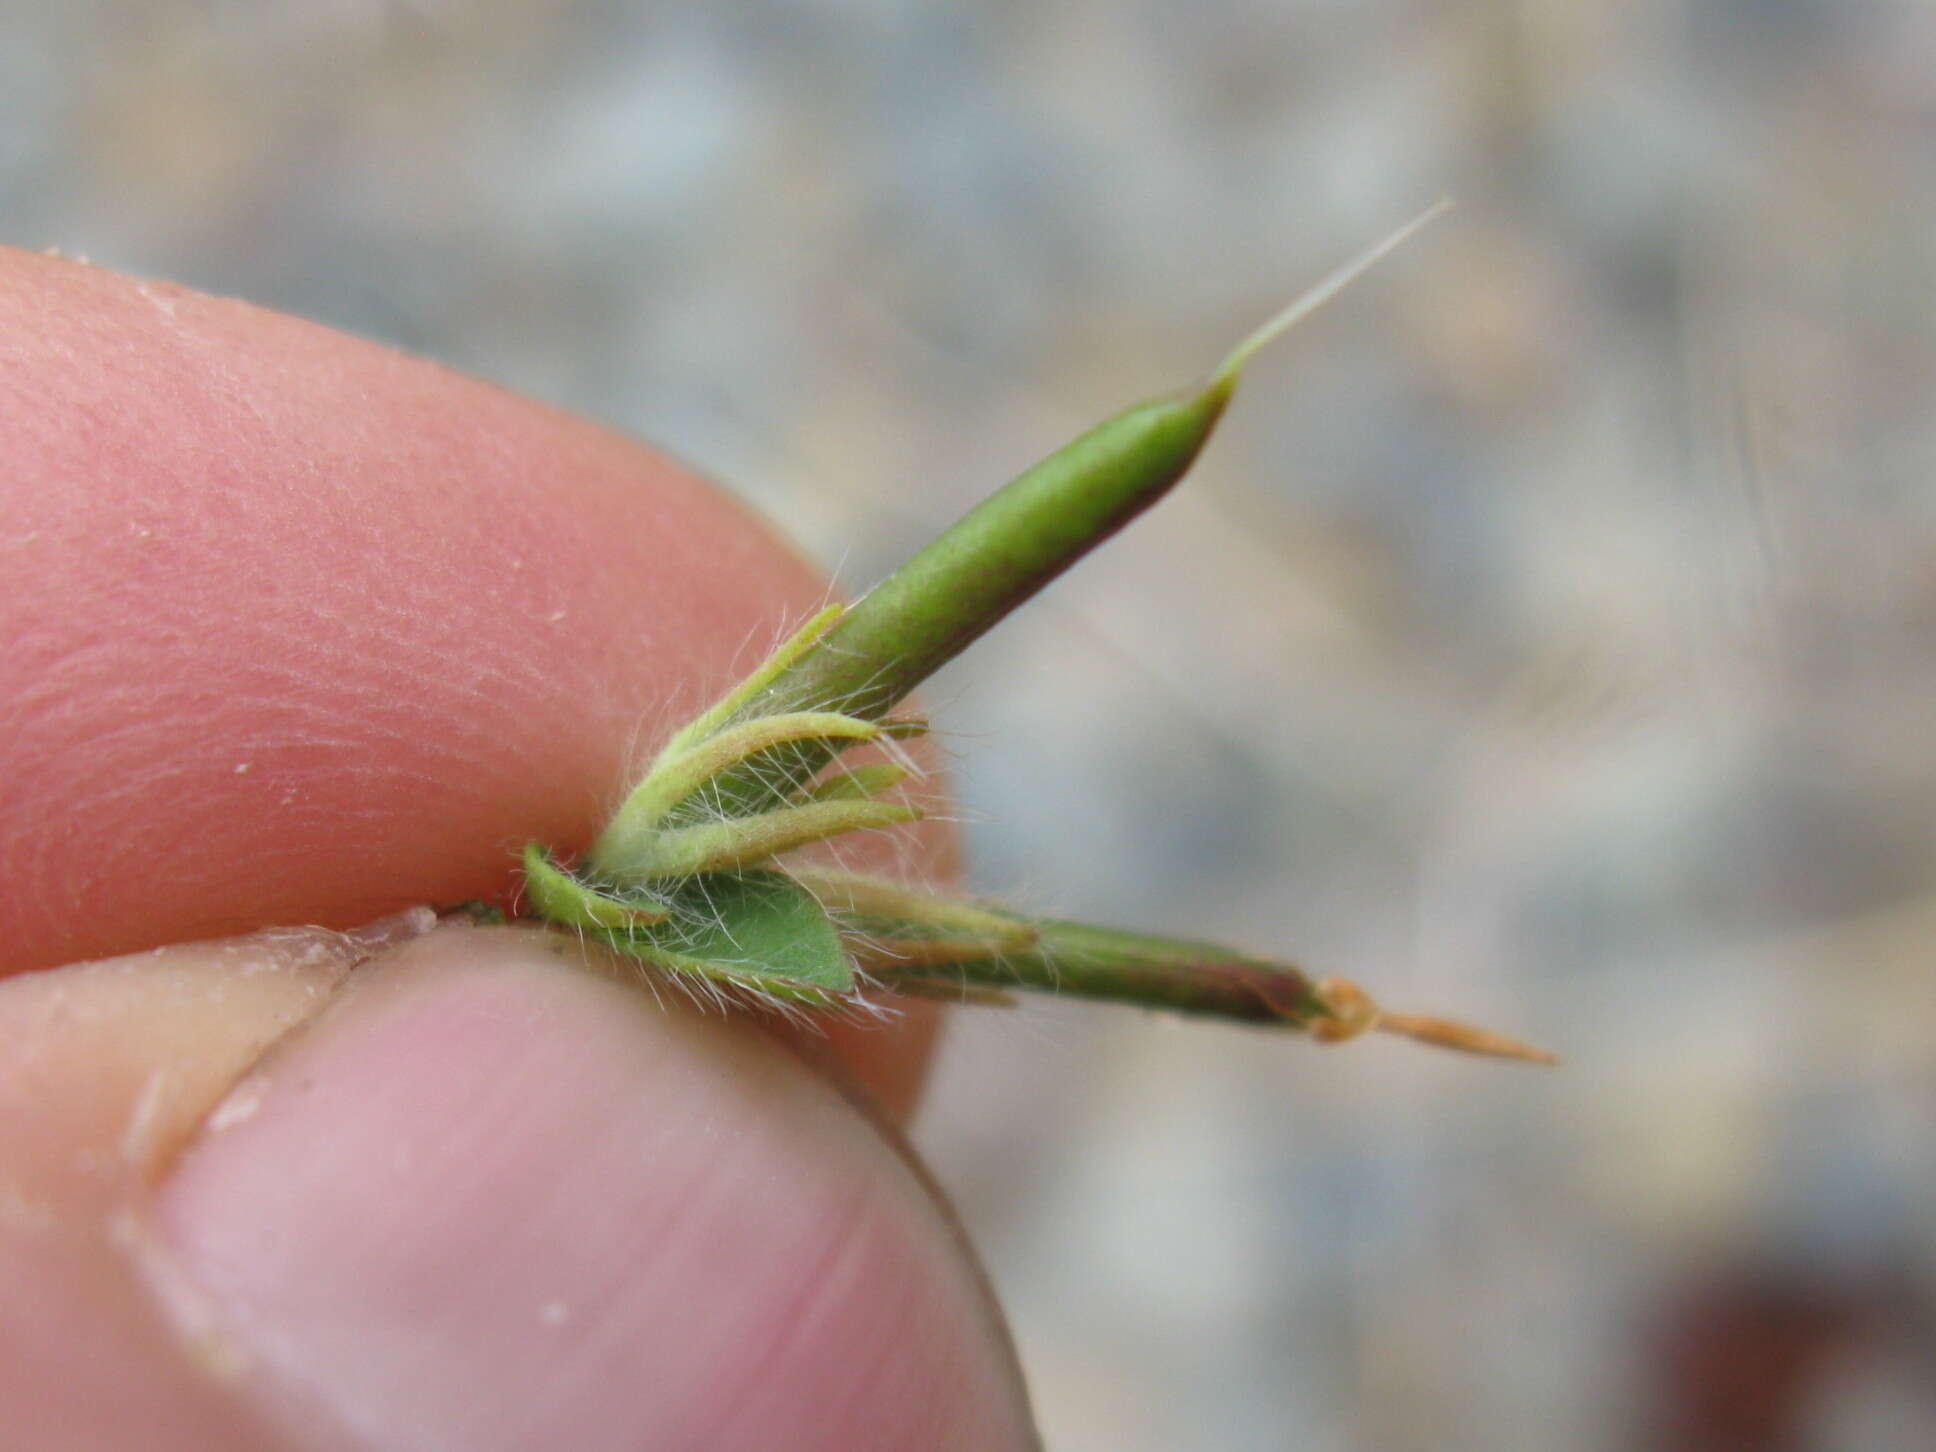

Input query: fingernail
[149,926,1033,1451]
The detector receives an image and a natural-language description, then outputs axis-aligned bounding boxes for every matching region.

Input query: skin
[0,249,1037,1450]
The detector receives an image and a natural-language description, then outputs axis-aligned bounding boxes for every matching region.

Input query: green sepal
[801,761,910,803]
[522,842,671,928]
[620,796,922,880]
[654,603,847,760]
[793,869,1040,963]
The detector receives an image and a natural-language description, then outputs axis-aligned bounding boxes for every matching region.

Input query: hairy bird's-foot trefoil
[520,204,1556,1065]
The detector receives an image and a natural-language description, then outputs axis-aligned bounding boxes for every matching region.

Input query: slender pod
[823,882,1556,1062]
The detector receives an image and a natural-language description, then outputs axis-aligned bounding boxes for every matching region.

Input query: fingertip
[0,245,842,971]
[148,926,1034,1450]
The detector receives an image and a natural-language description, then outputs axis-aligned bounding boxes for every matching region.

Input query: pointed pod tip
[1376,1011,1560,1066]
[1308,976,1556,1064]
[1203,197,1456,399]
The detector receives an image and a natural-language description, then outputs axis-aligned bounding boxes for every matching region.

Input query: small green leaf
[595,869,855,996]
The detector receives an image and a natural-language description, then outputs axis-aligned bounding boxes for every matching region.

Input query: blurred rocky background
[8,2,1936,1447]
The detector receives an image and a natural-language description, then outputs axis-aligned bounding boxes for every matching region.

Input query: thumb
[0,920,1035,1451]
